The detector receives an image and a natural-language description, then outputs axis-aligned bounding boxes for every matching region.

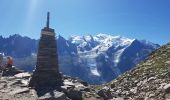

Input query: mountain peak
[9,34,22,38]
[96,33,121,39]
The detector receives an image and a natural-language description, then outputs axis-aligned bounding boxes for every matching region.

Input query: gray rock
[110,83,115,88]
[14,72,31,79]
[8,80,22,86]
[61,85,73,93]
[164,83,170,94]
[21,80,29,86]
[38,91,67,100]
[2,67,23,76]
[0,83,6,89]
[0,81,7,89]
[75,84,89,91]
[9,88,29,95]
[147,77,156,82]
[97,87,112,100]
[165,61,170,64]
[148,93,155,98]
[111,97,124,100]
[64,80,75,86]
[164,93,170,99]
[130,87,137,94]
[66,89,82,100]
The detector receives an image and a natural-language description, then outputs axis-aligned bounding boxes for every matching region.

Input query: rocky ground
[96,43,170,100]
[0,68,102,100]
[1,43,169,100]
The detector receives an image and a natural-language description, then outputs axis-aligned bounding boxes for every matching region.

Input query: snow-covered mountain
[0,34,159,84]
[70,34,133,53]
[68,34,134,77]
[64,34,159,84]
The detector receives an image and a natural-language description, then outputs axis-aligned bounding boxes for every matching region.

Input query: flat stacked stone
[29,12,63,89]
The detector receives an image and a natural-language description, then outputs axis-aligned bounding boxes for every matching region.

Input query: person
[6,56,13,69]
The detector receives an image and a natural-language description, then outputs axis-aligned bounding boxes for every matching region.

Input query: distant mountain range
[0,34,159,84]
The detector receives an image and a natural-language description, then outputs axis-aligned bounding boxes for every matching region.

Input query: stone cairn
[29,12,63,90]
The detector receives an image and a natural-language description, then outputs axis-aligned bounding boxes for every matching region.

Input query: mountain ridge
[0,34,159,84]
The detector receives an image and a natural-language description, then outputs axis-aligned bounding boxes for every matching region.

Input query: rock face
[29,12,62,89]
[96,43,170,100]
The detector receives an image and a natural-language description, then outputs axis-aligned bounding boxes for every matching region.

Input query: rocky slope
[96,43,170,100]
[0,68,102,100]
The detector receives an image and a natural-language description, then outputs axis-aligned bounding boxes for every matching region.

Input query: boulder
[2,67,23,76]
[112,97,124,100]
[38,91,67,100]
[61,85,73,93]
[14,72,31,79]
[130,87,137,94]
[0,83,6,89]
[9,88,29,95]
[66,89,83,100]
[147,77,156,82]
[110,83,115,88]
[64,80,75,86]
[97,87,112,100]
[164,83,170,94]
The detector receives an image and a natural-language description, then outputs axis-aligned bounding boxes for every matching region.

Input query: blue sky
[0,0,169,45]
